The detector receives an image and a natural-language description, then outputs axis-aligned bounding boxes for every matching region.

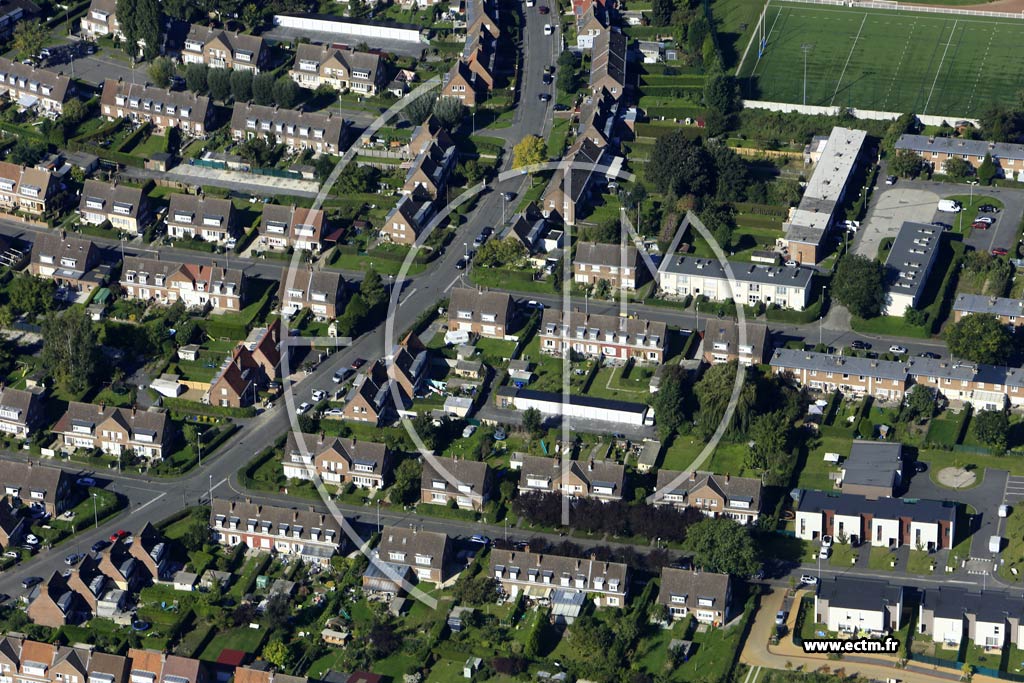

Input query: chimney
[689,471,696,482]
[319,431,325,445]
[590,552,597,561]
[588,459,594,472]
[524,544,530,553]
[131,405,137,419]
[98,402,105,414]
[245,496,252,504]
[725,473,730,483]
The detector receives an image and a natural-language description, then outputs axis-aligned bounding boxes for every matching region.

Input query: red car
[538,5,549,12]
[971,221,990,230]
[992,248,1009,256]
[109,529,129,542]
[350,358,366,370]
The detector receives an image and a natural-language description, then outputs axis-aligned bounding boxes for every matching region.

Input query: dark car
[538,93,551,102]
[21,576,42,589]
[542,73,552,85]
[917,351,940,359]
[350,358,366,370]
[885,175,897,185]
[914,461,928,473]
[931,221,953,230]
[552,103,569,111]
[850,340,871,350]
[91,540,110,553]
[979,204,1000,213]
[0,593,9,603]
[455,257,467,270]
[538,4,549,12]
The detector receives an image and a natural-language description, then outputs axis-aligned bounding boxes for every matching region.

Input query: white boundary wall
[778,0,1024,20]
[273,14,426,43]
[741,99,979,127]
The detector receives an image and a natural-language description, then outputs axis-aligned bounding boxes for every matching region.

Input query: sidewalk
[741,588,1001,683]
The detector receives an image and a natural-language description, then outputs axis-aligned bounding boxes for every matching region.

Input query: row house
[26,573,85,627]
[576,3,609,49]
[0,460,74,517]
[280,267,346,320]
[920,587,1024,650]
[289,44,385,95]
[80,0,120,39]
[660,257,815,311]
[515,453,625,502]
[816,577,904,635]
[572,241,643,291]
[100,80,212,138]
[342,362,393,426]
[78,179,149,235]
[259,204,326,252]
[462,31,497,92]
[0,57,75,115]
[29,232,102,296]
[0,638,128,683]
[447,287,515,339]
[904,357,1024,412]
[575,88,619,151]
[0,385,44,439]
[67,554,112,611]
[230,103,349,157]
[441,59,483,106]
[281,432,392,489]
[539,308,667,364]
[657,568,733,625]
[211,498,343,566]
[953,293,1024,328]
[795,489,956,551]
[409,115,456,157]
[0,499,27,549]
[490,548,628,607]
[653,470,763,525]
[121,256,246,313]
[388,333,429,402]
[401,140,457,200]
[467,0,501,40]
[181,25,267,72]
[129,522,171,582]
[376,526,451,583]
[701,318,771,366]
[380,194,433,245]
[895,134,1024,179]
[770,348,909,402]
[0,162,57,215]
[166,194,236,243]
[542,137,608,227]
[420,456,492,511]
[589,28,627,99]
[53,403,172,461]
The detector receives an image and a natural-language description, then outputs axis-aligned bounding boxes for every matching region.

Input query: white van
[937,199,962,213]
[990,535,1003,553]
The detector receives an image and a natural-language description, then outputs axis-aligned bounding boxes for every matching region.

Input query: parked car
[820,535,833,548]
[350,358,366,370]
[24,534,38,546]
[324,408,344,417]
[21,576,42,589]
[64,553,82,566]
[775,611,787,626]
[77,476,96,487]
[800,575,819,585]
[109,530,129,542]
[850,340,871,350]
[0,593,10,603]
[3,551,18,558]
[469,534,491,545]
[913,461,928,474]
[917,351,940,359]
[972,221,991,230]
[312,389,327,402]
[888,345,908,355]
[462,425,477,438]
[543,23,553,34]
[818,546,831,560]
[455,257,467,270]
[538,93,552,102]
[1000,504,1012,518]
[979,204,1000,213]
[501,192,515,201]
[992,247,1009,256]
[552,103,569,112]
[296,402,312,415]
[91,540,110,553]
[537,4,549,12]
[885,175,897,185]
[526,300,545,310]
[932,221,953,230]
[784,260,798,268]
[975,216,995,225]
[542,73,553,85]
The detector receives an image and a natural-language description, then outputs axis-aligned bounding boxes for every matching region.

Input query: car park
[888,345,908,354]
[296,402,312,415]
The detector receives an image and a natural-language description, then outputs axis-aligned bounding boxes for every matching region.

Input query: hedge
[160,397,256,418]
[113,121,152,154]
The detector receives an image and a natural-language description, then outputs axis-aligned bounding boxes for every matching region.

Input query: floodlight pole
[801,44,814,106]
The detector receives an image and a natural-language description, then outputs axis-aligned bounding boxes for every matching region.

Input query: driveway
[904,463,1008,559]
[854,186,941,258]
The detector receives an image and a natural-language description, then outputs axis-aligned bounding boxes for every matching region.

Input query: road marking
[829,13,868,107]
[211,478,227,492]
[922,20,959,115]
[401,287,418,304]
[134,492,167,512]
[444,276,461,293]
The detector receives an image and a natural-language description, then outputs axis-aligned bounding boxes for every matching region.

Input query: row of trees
[180,64,302,108]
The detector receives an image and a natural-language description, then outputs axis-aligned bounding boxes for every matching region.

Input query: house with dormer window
[210,498,344,566]
[376,526,450,583]
[289,44,384,95]
[0,57,75,114]
[490,548,628,607]
[657,567,732,625]
[539,307,666,364]
[121,255,246,314]
[165,194,236,243]
[0,386,43,439]
[420,456,492,511]
[654,470,763,525]
[230,103,349,156]
[447,287,515,339]
[180,25,266,72]
[280,268,346,320]
[53,403,172,461]
[281,432,392,489]
[513,453,624,502]
[100,79,212,138]
[78,180,149,235]
[0,460,74,517]
[259,204,327,252]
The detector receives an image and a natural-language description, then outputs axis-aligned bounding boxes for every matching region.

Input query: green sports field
[737,1,1024,117]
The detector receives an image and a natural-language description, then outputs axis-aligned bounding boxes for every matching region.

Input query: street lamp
[970,179,979,206]
[819,285,827,347]
[209,474,213,506]
[92,493,98,529]
[376,499,381,533]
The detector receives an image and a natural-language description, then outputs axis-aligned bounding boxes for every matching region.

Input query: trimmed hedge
[160,397,256,418]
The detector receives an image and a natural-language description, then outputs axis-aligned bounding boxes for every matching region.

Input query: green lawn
[737,2,1024,117]
[998,506,1024,581]
[196,627,266,661]
[850,314,931,338]
[329,250,427,276]
[906,549,938,575]
[124,132,168,158]
[661,433,704,471]
[867,546,898,571]
[828,543,858,567]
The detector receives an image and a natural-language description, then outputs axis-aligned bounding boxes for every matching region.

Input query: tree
[978,152,997,186]
[522,407,544,438]
[594,278,611,299]
[979,105,1024,143]
[645,130,715,198]
[708,143,749,202]
[945,313,1013,365]
[273,76,300,108]
[513,135,547,169]
[699,200,736,250]
[943,156,974,180]
[241,3,264,30]
[404,92,437,126]
[704,72,740,117]
[651,0,674,25]
[231,69,253,103]
[337,293,369,336]
[747,410,789,471]
[391,458,421,505]
[975,409,1011,454]
[12,22,46,61]
[148,57,175,89]
[207,68,232,102]
[650,364,688,439]
[262,639,291,670]
[61,99,88,127]
[432,96,465,130]
[314,154,336,183]
[474,237,527,268]
[253,72,276,105]
[117,0,162,61]
[832,254,886,319]
[890,149,928,179]
[902,385,935,423]
[185,63,209,94]
[9,137,47,167]
[9,275,56,316]
[693,361,758,440]
[359,268,387,309]
[238,134,283,168]
[683,517,760,577]
[41,311,98,395]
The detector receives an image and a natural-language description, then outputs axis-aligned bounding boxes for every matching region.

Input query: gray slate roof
[664,256,814,289]
[818,576,902,612]
[798,489,956,525]
[953,293,1024,318]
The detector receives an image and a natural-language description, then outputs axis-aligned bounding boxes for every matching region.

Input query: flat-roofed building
[882,222,941,316]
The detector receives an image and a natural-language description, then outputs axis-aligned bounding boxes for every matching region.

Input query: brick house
[280,268,346,320]
[259,204,327,252]
[0,162,57,215]
[380,194,433,245]
[953,294,1024,328]
[0,57,75,115]
[542,138,607,227]
[420,456,493,510]
[539,308,667,364]
[701,319,770,366]
[588,29,627,98]
[376,526,451,583]
[0,460,75,517]
[490,548,628,607]
[342,366,391,425]
[129,522,170,582]
[121,256,246,313]
[281,432,392,489]
[181,25,267,72]
[29,232,102,296]
[166,194,237,243]
[401,140,457,200]
[770,349,909,402]
[0,498,26,549]
[80,0,120,38]
[653,470,763,525]
[448,287,515,339]
[28,572,85,627]
[230,103,349,157]
[53,403,172,461]
[441,60,481,106]
[515,453,624,502]
[0,385,44,439]
[573,241,643,290]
